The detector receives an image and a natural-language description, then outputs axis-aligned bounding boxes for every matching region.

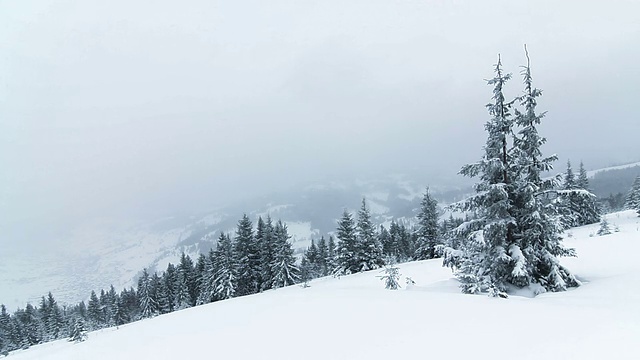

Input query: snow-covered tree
[86,290,102,329]
[510,48,578,292]
[138,269,158,319]
[234,214,259,296]
[68,319,87,343]
[559,160,600,227]
[356,198,385,271]
[173,271,192,310]
[326,236,338,274]
[414,188,441,260]
[256,216,275,291]
[449,55,519,294]
[597,218,612,236]
[214,233,238,300]
[270,220,299,288]
[316,236,329,276]
[448,53,578,294]
[177,253,197,307]
[196,249,217,305]
[625,176,640,214]
[335,210,358,275]
[378,264,401,290]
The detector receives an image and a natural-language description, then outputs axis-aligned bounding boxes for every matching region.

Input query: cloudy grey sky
[1,0,639,240]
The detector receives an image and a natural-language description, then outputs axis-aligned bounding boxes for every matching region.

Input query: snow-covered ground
[8,211,640,360]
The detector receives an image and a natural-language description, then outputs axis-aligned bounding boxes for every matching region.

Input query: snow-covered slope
[8,211,640,360]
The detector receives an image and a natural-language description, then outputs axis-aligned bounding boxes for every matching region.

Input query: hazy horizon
[1,0,639,243]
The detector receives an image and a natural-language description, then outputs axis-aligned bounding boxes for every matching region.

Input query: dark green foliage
[256,217,276,291]
[86,290,102,329]
[178,253,198,307]
[234,215,260,296]
[414,188,441,260]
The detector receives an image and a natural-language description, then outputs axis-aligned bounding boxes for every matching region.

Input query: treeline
[0,194,450,354]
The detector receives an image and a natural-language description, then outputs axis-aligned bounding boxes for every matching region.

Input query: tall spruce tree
[86,290,102,329]
[451,55,519,294]
[414,188,441,260]
[510,48,578,292]
[316,236,329,276]
[138,269,158,319]
[177,253,197,307]
[335,210,358,275]
[257,217,276,291]
[356,198,385,271]
[575,161,600,225]
[234,214,259,296]
[270,220,300,288]
[625,176,640,215]
[214,233,238,300]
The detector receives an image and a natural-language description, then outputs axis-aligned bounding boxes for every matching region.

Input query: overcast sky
[1,0,639,241]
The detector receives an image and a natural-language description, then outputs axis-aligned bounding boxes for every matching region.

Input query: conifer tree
[234,214,259,296]
[113,297,129,326]
[624,176,640,214]
[0,305,9,354]
[197,248,217,305]
[414,188,441,260]
[335,210,358,275]
[45,293,63,339]
[154,274,172,314]
[559,160,600,227]
[163,263,177,313]
[178,253,197,307]
[449,55,521,294]
[173,271,192,310]
[327,236,338,274]
[597,218,612,236]
[378,264,401,290]
[510,48,578,291]
[356,198,385,271]
[22,303,41,345]
[379,224,394,260]
[138,269,158,319]
[576,161,600,224]
[299,256,313,287]
[68,318,87,343]
[316,236,329,276]
[257,216,276,291]
[86,290,102,329]
[214,233,238,300]
[270,220,299,288]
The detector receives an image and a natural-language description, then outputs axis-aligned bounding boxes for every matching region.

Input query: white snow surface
[8,211,640,360]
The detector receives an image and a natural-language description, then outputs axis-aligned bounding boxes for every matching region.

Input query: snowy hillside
[7,210,640,360]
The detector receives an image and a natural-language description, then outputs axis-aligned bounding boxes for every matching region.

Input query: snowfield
[9,211,640,360]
